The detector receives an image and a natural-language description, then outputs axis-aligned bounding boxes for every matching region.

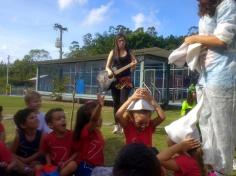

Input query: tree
[187,26,198,36]
[65,25,185,57]
[83,33,93,47]
[9,56,36,85]
[29,49,51,61]
[146,26,158,37]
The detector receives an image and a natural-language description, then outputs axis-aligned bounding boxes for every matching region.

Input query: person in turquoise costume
[184,0,236,174]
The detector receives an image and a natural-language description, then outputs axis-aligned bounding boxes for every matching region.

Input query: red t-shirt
[0,141,12,164]
[174,154,201,176]
[40,130,73,165]
[73,124,104,166]
[0,123,5,133]
[124,121,155,147]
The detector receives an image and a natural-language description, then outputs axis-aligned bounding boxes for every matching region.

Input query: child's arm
[60,153,78,169]
[150,101,166,128]
[88,94,105,131]
[157,138,200,171]
[10,132,18,153]
[115,88,144,128]
[142,90,166,128]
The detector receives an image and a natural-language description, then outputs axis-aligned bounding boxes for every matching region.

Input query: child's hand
[181,138,200,152]
[97,94,105,106]
[131,88,149,100]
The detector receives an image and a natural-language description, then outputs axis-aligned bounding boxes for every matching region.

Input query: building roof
[29,75,48,81]
[38,47,170,65]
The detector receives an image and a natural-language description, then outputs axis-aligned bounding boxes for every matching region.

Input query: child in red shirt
[73,95,107,176]
[40,108,77,176]
[0,106,6,142]
[0,141,15,175]
[157,138,206,176]
[116,88,165,147]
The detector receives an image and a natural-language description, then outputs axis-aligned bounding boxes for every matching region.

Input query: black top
[112,50,132,78]
[16,129,42,158]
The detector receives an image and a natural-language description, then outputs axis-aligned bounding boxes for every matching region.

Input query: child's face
[21,112,39,130]
[49,111,67,133]
[132,111,151,131]
[27,98,42,111]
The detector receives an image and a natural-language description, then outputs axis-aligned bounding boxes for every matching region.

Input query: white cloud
[82,2,112,27]
[132,10,161,30]
[58,0,88,9]
[132,13,145,29]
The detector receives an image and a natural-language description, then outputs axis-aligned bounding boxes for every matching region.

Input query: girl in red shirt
[73,95,107,176]
[116,88,165,148]
[157,138,206,176]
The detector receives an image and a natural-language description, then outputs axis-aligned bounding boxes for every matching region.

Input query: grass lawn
[0,95,180,165]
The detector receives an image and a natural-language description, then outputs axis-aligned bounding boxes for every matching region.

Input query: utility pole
[54,23,67,59]
[6,55,10,95]
[6,55,9,85]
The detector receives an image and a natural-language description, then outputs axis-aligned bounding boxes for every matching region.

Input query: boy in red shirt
[40,108,77,176]
[116,88,165,148]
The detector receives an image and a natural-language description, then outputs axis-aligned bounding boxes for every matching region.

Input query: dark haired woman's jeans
[111,83,131,124]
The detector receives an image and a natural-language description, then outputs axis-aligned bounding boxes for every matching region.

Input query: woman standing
[184,0,236,174]
[105,33,137,134]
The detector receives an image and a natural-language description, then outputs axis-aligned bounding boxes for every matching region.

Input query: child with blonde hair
[24,90,51,133]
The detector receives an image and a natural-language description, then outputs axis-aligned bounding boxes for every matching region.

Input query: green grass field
[0,95,180,165]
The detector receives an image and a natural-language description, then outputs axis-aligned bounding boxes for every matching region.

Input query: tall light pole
[6,55,10,95]
[54,23,67,59]
[6,55,9,85]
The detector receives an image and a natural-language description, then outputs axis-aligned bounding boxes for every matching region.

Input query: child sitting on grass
[39,108,77,176]
[116,88,165,148]
[72,95,112,176]
[157,138,206,176]
[11,108,43,175]
[0,141,15,176]
[113,143,162,176]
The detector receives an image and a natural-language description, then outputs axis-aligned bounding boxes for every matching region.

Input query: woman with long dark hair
[184,0,236,174]
[105,33,137,134]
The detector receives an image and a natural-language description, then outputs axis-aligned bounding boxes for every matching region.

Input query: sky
[0,0,199,63]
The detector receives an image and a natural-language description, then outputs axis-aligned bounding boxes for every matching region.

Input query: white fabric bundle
[168,43,202,73]
[165,94,204,143]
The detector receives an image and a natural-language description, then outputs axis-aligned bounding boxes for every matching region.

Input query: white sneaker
[112,125,119,134]
[118,124,124,134]
[233,159,236,170]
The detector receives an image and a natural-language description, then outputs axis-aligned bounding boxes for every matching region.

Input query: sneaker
[118,124,124,134]
[112,125,119,134]
[233,159,236,170]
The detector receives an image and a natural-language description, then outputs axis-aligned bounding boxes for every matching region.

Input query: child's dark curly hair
[113,143,162,176]
[14,108,35,130]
